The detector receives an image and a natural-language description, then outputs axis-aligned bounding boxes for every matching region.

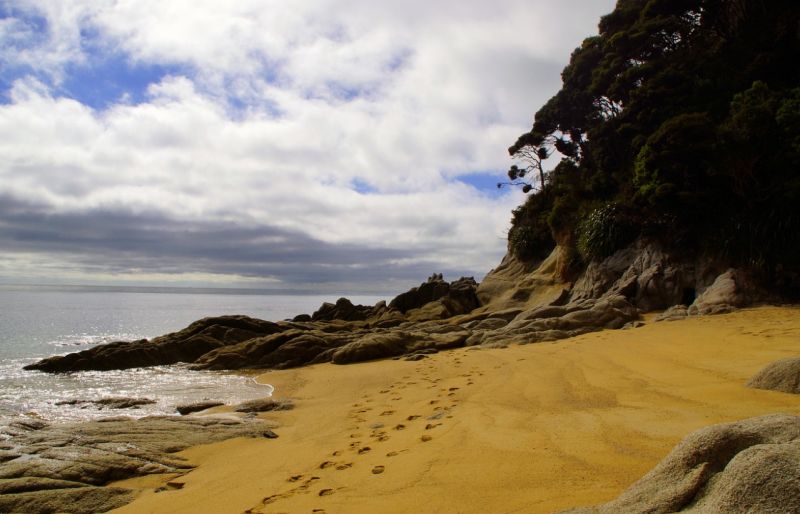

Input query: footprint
[425,423,441,430]
[358,446,372,454]
[449,387,460,391]
[332,450,342,457]
[319,489,335,497]
[421,435,432,442]
[319,461,335,469]
[380,410,395,416]
[394,424,406,430]
[287,475,303,482]
[335,463,353,470]
[371,465,385,475]
[407,415,421,421]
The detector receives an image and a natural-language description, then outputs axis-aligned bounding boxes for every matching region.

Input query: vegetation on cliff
[506,0,800,286]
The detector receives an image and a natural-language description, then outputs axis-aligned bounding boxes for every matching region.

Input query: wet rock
[563,414,800,514]
[746,357,800,394]
[175,401,225,415]
[56,398,156,410]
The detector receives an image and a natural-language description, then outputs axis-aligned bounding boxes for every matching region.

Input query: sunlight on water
[0,287,386,430]
[0,357,274,428]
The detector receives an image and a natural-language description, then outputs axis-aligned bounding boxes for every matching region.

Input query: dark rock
[311,298,375,322]
[55,398,156,410]
[389,274,480,320]
[563,414,800,514]
[291,313,312,322]
[234,398,294,413]
[175,401,225,415]
[24,315,284,373]
[746,357,800,394]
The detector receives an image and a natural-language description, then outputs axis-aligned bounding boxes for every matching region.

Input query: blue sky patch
[455,171,509,196]
[351,178,377,194]
[60,54,187,110]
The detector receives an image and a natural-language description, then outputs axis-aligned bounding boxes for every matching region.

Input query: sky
[0,0,615,294]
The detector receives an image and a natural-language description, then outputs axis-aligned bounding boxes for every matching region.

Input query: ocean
[0,285,384,429]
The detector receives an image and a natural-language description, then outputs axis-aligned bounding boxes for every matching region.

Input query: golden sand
[112,306,800,513]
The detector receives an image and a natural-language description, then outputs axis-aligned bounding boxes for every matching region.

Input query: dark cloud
[0,194,472,289]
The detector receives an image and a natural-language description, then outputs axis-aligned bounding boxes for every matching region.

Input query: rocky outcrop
[25,242,773,376]
[0,415,276,514]
[24,316,284,373]
[746,357,800,394]
[310,298,376,322]
[55,397,156,410]
[564,414,800,513]
[390,274,480,321]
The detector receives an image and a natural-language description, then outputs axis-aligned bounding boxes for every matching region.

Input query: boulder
[688,268,762,315]
[563,414,800,513]
[746,357,800,394]
[234,398,294,413]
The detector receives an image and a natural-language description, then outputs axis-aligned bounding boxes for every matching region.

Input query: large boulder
[688,268,762,315]
[746,357,800,394]
[563,414,800,513]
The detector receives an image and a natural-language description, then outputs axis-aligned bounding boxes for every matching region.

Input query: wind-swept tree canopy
[507,0,800,279]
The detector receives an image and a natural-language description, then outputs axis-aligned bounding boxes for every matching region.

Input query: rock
[234,398,294,413]
[311,298,375,322]
[0,415,274,514]
[175,401,225,415]
[55,398,156,410]
[25,316,285,373]
[291,314,312,322]
[389,274,480,320]
[688,268,762,316]
[562,414,800,514]
[476,247,571,311]
[654,304,689,322]
[746,357,800,394]
[0,485,135,514]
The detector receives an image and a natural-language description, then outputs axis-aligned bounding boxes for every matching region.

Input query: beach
[110,306,800,513]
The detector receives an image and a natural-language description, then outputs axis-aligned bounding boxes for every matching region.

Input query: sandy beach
[111,306,800,514]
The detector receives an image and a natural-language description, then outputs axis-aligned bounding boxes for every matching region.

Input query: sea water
[0,285,384,429]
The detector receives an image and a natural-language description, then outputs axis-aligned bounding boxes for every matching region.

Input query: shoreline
[109,306,800,513]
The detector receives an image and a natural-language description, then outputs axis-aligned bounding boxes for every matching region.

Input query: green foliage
[576,203,636,262]
[505,0,800,277]
[507,194,555,261]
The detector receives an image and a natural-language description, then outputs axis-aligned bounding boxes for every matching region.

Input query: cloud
[0,1,615,290]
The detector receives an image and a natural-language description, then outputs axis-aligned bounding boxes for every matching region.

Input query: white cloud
[0,0,615,288]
